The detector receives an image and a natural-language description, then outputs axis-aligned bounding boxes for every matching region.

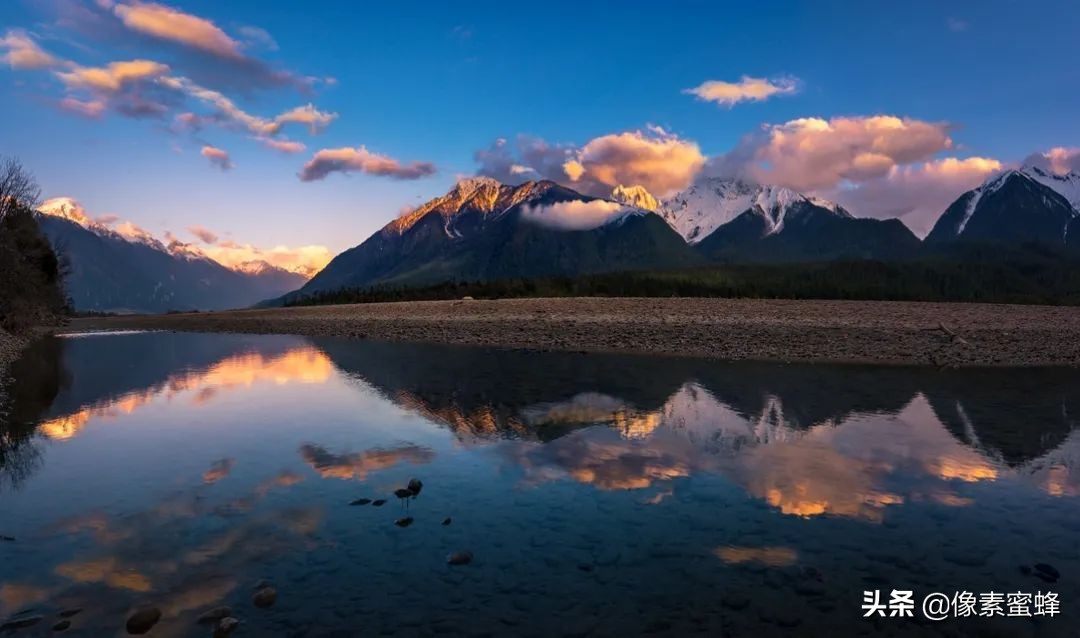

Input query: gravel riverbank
[61,297,1080,367]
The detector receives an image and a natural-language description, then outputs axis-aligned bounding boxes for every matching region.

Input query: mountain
[662,180,921,262]
[37,214,307,313]
[287,177,701,299]
[925,168,1080,247]
[610,184,659,212]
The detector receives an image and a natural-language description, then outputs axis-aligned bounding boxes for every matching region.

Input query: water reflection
[1,332,1078,635]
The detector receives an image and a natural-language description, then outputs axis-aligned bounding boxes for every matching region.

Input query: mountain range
[37,163,1080,311]
[37,213,306,313]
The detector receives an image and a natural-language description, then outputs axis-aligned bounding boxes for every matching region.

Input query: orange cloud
[685,75,799,106]
[196,238,333,277]
[187,224,217,244]
[257,137,306,154]
[714,546,798,567]
[299,443,435,480]
[273,104,337,134]
[299,146,437,181]
[112,1,242,59]
[0,29,61,69]
[58,96,106,118]
[200,144,234,171]
[56,59,169,93]
[564,127,705,197]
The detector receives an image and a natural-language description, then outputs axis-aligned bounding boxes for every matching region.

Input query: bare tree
[0,156,41,220]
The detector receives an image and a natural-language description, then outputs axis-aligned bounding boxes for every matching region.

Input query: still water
[1,331,1078,637]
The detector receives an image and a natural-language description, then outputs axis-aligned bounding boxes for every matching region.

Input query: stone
[407,478,423,496]
[349,498,371,506]
[125,607,161,635]
[442,517,452,526]
[58,609,82,619]
[196,606,232,624]
[394,488,413,499]
[253,587,278,608]
[0,615,42,631]
[394,517,414,528]
[372,499,386,507]
[214,617,240,637]
[52,619,71,632]
[447,551,473,565]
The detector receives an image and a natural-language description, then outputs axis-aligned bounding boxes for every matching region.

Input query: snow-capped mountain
[926,168,1079,247]
[610,184,660,212]
[287,178,699,300]
[36,211,306,313]
[654,177,918,261]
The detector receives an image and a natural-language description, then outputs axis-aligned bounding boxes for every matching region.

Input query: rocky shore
[63,297,1080,367]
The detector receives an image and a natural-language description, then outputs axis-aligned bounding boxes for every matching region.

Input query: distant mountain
[660,180,920,261]
[287,177,701,300]
[610,184,660,212]
[925,168,1080,248]
[38,214,307,313]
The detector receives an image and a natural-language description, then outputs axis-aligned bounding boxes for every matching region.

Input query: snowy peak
[386,177,556,236]
[659,177,847,242]
[1019,165,1080,211]
[610,184,660,212]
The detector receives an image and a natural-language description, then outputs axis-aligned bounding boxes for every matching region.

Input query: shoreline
[62,297,1080,368]
[0,330,29,411]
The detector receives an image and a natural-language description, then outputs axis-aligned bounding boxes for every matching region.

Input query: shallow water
[1,331,1078,637]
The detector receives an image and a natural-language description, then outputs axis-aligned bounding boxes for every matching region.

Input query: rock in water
[53,619,71,631]
[442,517,452,526]
[125,607,161,635]
[0,535,14,542]
[214,617,240,637]
[447,551,473,565]
[372,499,386,507]
[407,478,423,496]
[394,488,413,499]
[394,517,414,528]
[58,609,82,618]
[196,606,232,624]
[0,616,42,631]
[253,587,278,608]
[349,498,372,506]
[1034,563,1060,582]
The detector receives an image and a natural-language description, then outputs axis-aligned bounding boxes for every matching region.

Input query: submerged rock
[407,478,423,496]
[1034,563,1060,582]
[372,499,387,507]
[58,609,82,619]
[253,587,277,608]
[394,517,414,528]
[0,615,42,631]
[349,498,372,506]
[125,607,161,635]
[214,617,240,637]
[52,619,71,631]
[196,606,232,624]
[394,488,413,499]
[447,551,473,566]
[442,517,452,526]
[0,535,14,542]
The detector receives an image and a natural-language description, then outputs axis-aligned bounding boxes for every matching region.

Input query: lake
[1,331,1077,637]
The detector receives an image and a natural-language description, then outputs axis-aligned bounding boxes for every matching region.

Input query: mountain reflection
[4,333,1079,517]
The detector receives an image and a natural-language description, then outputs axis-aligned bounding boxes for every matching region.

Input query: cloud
[272,104,337,134]
[56,59,169,92]
[712,115,954,191]
[299,146,436,181]
[256,137,306,154]
[58,97,106,118]
[477,128,704,198]
[0,29,61,69]
[521,199,632,231]
[237,25,278,51]
[159,76,337,136]
[199,241,333,278]
[112,1,243,59]
[823,156,1003,237]
[684,75,800,106]
[200,145,233,171]
[1023,147,1080,175]
[299,443,435,480]
[187,224,217,244]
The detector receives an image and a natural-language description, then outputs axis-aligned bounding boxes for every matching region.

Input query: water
[1,331,1078,637]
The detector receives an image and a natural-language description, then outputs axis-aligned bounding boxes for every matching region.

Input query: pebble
[214,617,240,637]
[52,619,71,632]
[442,517,452,526]
[197,606,232,624]
[447,551,473,566]
[372,499,386,507]
[253,586,278,608]
[125,607,161,635]
[394,517,414,528]
[349,498,371,506]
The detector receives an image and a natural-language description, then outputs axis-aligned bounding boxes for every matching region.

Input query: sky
[1,0,1078,274]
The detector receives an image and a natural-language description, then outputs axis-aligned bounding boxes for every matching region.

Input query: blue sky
[1,0,1077,272]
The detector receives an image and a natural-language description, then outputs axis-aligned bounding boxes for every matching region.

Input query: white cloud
[684,75,800,107]
[521,199,631,231]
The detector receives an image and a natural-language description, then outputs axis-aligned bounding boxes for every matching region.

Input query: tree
[0,156,41,220]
